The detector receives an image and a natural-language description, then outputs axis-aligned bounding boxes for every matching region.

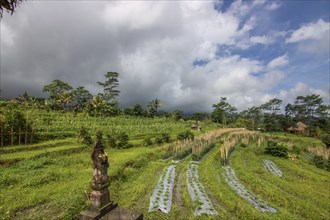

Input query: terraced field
[1,129,329,220]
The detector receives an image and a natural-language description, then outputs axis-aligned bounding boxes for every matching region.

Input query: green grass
[1,129,329,219]
[198,140,330,220]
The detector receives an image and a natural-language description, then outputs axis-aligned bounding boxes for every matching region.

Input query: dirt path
[174,168,187,215]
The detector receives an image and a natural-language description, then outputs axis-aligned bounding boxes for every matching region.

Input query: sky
[1,0,329,113]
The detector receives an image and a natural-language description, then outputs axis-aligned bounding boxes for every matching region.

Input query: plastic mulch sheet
[263,159,283,177]
[223,166,277,213]
[186,163,218,216]
[148,165,176,214]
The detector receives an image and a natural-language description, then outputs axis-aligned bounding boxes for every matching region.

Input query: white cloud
[279,82,329,106]
[1,1,328,113]
[267,54,289,70]
[250,35,275,45]
[285,19,329,43]
[266,2,281,10]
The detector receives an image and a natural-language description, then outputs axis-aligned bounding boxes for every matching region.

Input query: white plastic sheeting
[148,165,176,214]
[186,163,218,216]
[223,166,277,213]
[263,159,283,177]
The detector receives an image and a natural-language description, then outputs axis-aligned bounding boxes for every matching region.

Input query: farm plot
[148,165,176,214]
[263,159,283,177]
[186,163,218,216]
[223,166,277,213]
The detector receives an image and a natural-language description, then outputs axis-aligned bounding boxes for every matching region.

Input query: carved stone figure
[89,140,110,210]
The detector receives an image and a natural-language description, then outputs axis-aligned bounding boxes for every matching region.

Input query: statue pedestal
[79,202,118,220]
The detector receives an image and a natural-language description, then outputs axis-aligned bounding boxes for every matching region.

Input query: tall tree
[42,79,73,109]
[97,72,120,103]
[86,94,106,117]
[148,99,162,114]
[286,94,329,127]
[246,106,262,130]
[212,97,237,126]
[71,87,93,112]
[260,98,283,132]
[260,98,282,115]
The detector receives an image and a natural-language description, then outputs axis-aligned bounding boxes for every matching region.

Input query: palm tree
[148,99,162,114]
[90,94,106,116]
[56,92,72,110]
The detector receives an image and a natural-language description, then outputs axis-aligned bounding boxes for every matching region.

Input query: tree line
[211,95,329,140]
[1,71,329,143]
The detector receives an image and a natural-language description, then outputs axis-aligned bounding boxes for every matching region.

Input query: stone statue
[80,140,142,220]
[89,140,111,210]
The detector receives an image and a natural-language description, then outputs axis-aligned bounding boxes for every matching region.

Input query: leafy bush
[155,136,164,145]
[106,133,117,148]
[312,155,330,171]
[265,141,288,158]
[117,132,132,149]
[321,134,330,148]
[161,133,171,143]
[143,137,153,146]
[78,127,93,146]
[106,132,132,149]
[290,145,301,155]
[177,130,194,141]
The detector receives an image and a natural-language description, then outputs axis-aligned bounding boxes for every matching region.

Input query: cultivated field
[0,117,329,220]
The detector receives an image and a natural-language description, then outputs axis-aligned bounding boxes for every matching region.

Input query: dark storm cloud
[1,1,328,111]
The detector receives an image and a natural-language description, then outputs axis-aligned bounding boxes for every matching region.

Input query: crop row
[223,166,277,213]
[148,165,176,214]
[263,159,283,177]
[186,163,218,216]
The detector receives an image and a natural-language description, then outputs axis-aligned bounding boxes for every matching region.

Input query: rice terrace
[1,0,330,220]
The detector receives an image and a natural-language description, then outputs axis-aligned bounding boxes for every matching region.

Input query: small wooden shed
[191,124,202,131]
[287,122,308,135]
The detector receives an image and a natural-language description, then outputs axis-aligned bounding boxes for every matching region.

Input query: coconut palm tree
[56,92,72,110]
[148,99,162,114]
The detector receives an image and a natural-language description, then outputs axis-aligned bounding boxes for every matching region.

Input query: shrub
[106,132,132,149]
[106,133,117,148]
[321,134,330,148]
[155,136,164,145]
[177,130,194,141]
[312,155,330,171]
[291,145,301,155]
[117,132,132,149]
[161,133,171,143]
[265,141,288,158]
[143,137,153,146]
[78,127,93,146]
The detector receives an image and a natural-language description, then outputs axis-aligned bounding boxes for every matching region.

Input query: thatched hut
[287,122,308,135]
[191,124,202,131]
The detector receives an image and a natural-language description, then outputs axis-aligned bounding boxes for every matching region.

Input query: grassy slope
[199,140,330,220]
[1,129,329,220]
[0,139,165,219]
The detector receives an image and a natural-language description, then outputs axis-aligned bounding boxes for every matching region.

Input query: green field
[0,119,329,220]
